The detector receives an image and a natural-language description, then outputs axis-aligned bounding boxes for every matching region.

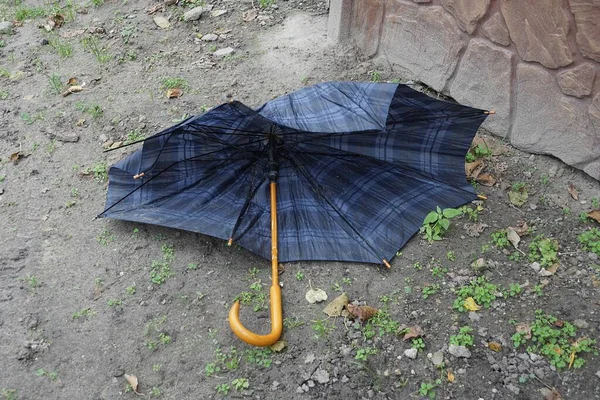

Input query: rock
[501,0,572,68]
[304,353,315,364]
[590,92,600,131]
[530,262,541,272]
[457,368,467,374]
[534,368,545,379]
[574,319,589,329]
[556,64,596,98]
[271,381,280,390]
[349,1,385,57]
[596,370,600,379]
[440,0,490,34]
[404,348,418,359]
[448,345,471,358]
[312,369,329,384]
[468,311,480,322]
[153,16,170,29]
[548,165,558,177]
[529,353,542,363]
[481,13,510,46]
[412,0,431,2]
[448,39,513,137]
[201,33,218,41]
[430,351,444,367]
[214,47,235,57]
[538,268,554,277]
[380,3,465,91]
[341,375,349,383]
[183,6,206,21]
[569,0,600,62]
[0,21,13,34]
[211,9,228,18]
[506,384,520,395]
[511,64,599,180]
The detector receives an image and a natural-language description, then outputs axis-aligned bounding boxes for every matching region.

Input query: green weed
[81,36,112,63]
[420,206,462,242]
[96,229,114,245]
[72,307,96,320]
[578,228,600,256]
[232,378,249,391]
[48,36,72,58]
[411,337,425,352]
[161,77,189,90]
[312,318,335,338]
[491,230,509,249]
[465,142,492,163]
[107,299,122,307]
[453,276,498,312]
[363,308,400,339]
[419,380,441,399]
[422,284,440,299]
[0,90,8,100]
[449,326,474,347]
[295,270,305,281]
[215,383,230,396]
[355,346,377,361]
[47,73,63,94]
[528,235,558,267]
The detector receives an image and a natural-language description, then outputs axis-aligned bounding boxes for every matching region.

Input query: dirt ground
[1,1,600,399]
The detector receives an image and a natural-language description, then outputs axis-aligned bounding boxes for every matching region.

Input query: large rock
[512,64,600,179]
[590,92,600,129]
[569,0,600,62]
[556,64,596,98]
[380,3,465,91]
[501,0,572,68]
[481,13,510,46]
[440,0,490,34]
[0,21,13,34]
[449,40,513,137]
[350,0,384,57]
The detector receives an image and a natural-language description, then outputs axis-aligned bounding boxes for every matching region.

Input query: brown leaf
[124,374,142,395]
[50,13,65,28]
[510,220,529,237]
[447,370,455,383]
[305,287,327,304]
[322,293,349,317]
[587,210,600,224]
[146,3,165,14]
[61,85,84,97]
[67,77,78,86]
[488,342,502,352]
[463,222,488,237]
[269,340,286,352]
[346,304,377,322]
[10,151,24,163]
[546,263,559,274]
[567,184,579,200]
[477,172,496,187]
[465,159,484,180]
[506,227,520,249]
[515,323,531,339]
[400,325,424,341]
[243,9,258,22]
[540,387,562,400]
[166,88,183,98]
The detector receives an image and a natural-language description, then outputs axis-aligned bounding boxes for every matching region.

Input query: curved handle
[228,284,283,347]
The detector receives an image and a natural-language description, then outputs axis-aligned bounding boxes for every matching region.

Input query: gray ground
[1,1,600,399]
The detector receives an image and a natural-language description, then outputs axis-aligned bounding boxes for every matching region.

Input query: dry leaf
[166,88,183,98]
[567,184,579,200]
[50,13,65,28]
[488,342,502,352]
[10,151,24,163]
[243,9,258,22]
[515,323,531,339]
[75,118,86,126]
[477,172,496,186]
[546,263,559,274]
[447,370,455,383]
[592,277,600,288]
[506,227,520,249]
[465,159,484,180]
[540,387,562,400]
[61,85,84,97]
[464,222,488,237]
[146,3,165,14]
[400,325,424,341]
[67,77,78,86]
[346,304,377,322]
[510,220,529,236]
[305,285,327,304]
[322,293,349,317]
[463,297,481,311]
[587,210,600,224]
[269,340,286,352]
[508,189,528,207]
[124,374,142,395]
[60,28,86,38]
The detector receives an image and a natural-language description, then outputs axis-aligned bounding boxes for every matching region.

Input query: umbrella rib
[285,152,388,264]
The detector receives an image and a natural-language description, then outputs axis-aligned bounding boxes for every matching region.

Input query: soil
[1,1,600,399]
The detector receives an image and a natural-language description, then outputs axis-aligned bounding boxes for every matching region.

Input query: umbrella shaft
[270,181,279,286]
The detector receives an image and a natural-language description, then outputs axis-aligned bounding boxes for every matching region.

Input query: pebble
[548,166,558,178]
[211,9,228,17]
[506,384,520,395]
[312,369,329,384]
[429,351,444,367]
[0,21,12,34]
[589,252,599,261]
[448,345,471,358]
[468,311,480,322]
[457,368,466,374]
[596,370,600,379]
[574,319,589,329]
[153,16,170,29]
[214,47,235,57]
[304,353,315,364]
[183,6,206,21]
[530,262,541,272]
[534,368,545,379]
[529,204,537,210]
[404,348,418,359]
[477,327,488,337]
[528,154,535,161]
[341,375,349,383]
[201,33,218,41]
[528,353,542,363]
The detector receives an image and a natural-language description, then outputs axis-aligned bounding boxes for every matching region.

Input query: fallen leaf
[322,293,349,317]
[10,151,24,163]
[515,323,531,339]
[60,28,86,38]
[75,118,86,126]
[554,319,564,328]
[465,159,484,180]
[305,284,327,304]
[508,189,528,207]
[269,340,286,352]
[166,88,183,98]
[592,277,600,288]
[124,374,142,395]
[146,3,164,14]
[243,9,258,22]
[50,13,64,28]
[153,16,171,29]
[346,304,377,322]
[567,184,579,200]
[67,77,78,86]
[587,210,600,224]
[61,85,84,97]
[540,387,562,400]
[211,9,227,17]
[506,227,520,249]
[477,172,496,186]
[463,222,488,237]
[488,342,502,352]
[546,263,559,274]
[447,370,455,383]
[568,350,576,368]
[214,28,232,35]
[510,220,529,236]
[463,297,481,311]
[399,325,424,341]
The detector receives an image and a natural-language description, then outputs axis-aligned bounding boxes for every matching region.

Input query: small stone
[506,384,520,395]
[0,21,13,34]
[211,9,227,17]
[214,47,235,57]
[430,351,444,367]
[574,319,589,329]
[589,252,599,261]
[153,16,170,29]
[404,348,418,359]
[529,353,542,363]
[306,380,314,388]
[341,375,349,383]
[538,268,554,277]
[529,204,537,211]
[477,327,488,337]
[99,133,108,142]
[596,370,600,379]
[304,353,315,364]
[534,368,545,379]
[313,369,329,384]
[271,381,280,391]
[457,368,467,374]
[448,345,471,358]
[183,6,206,21]
[548,165,558,178]
[528,154,536,161]
[468,311,480,322]
[530,262,541,272]
[201,33,218,41]
[296,386,304,394]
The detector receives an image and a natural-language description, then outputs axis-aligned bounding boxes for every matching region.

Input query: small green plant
[419,206,462,242]
[411,337,425,352]
[355,346,377,361]
[491,230,509,249]
[1,388,18,400]
[245,348,272,368]
[107,299,122,307]
[86,162,108,182]
[21,112,44,125]
[419,380,441,399]
[528,235,559,266]
[149,387,161,397]
[72,307,96,320]
[342,277,352,285]
[453,276,499,312]
[295,270,305,281]
[48,36,72,58]
[236,280,267,311]
[258,0,275,8]
[150,260,173,285]
[125,285,136,295]
[449,326,474,347]
[413,261,422,271]
[187,263,198,270]
[215,383,230,396]
[431,266,447,278]
[578,228,600,256]
[161,77,189,90]
[465,142,492,163]
[369,70,382,82]
[81,36,112,63]
[312,318,335,338]
[283,317,305,329]
[15,5,47,21]
[422,284,440,299]
[125,129,145,144]
[363,308,400,339]
[508,251,521,262]
[580,211,591,223]
[205,362,220,377]
[24,274,40,289]
[563,207,571,215]
[232,378,249,391]
[35,368,58,381]
[592,197,600,209]
[96,229,115,245]
[0,90,8,100]
[159,332,172,344]
[331,282,342,292]
[446,250,456,261]
[152,364,162,372]
[70,187,79,197]
[540,174,550,186]
[75,102,103,119]
[47,73,63,94]
[506,283,522,297]
[532,285,543,297]
[0,175,5,183]
[512,310,597,369]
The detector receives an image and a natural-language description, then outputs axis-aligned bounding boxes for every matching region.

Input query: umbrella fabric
[100,82,487,264]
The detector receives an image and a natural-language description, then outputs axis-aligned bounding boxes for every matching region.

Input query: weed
[245,348,272,368]
[0,90,8,100]
[420,206,462,242]
[48,36,72,58]
[107,299,122,307]
[413,261,423,270]
[480,243,490,254]
[506,283,522,297]
[295,270,305,281]
[453,276,499,312]
[363,308,400,339]
[75,102,103,119]
[465,142,492,163]
[205,362,220,377]
[411,338,425,352]
[236,280,267,311]
[578,228,600,256]
[508,251,521,262]
[528,235,558,267]
[46,139,57,154]
[563,207,571,215]
[149,387,161,397]
[35,368,58,381]
[152,364,162,372]
[419,380,441,399]
[121,23,137,44]
[446,250,456,261]
[72,307,96,319]
[312,318,335,338]
[81,36,112,63]
[159,332,172,344]
[0,175,5,183]
[491,230,509,249]
[342,277,352,285]
[283,317,305,329]
[431,265,448,278]
[125,129,144,144]
[512,310,597,369]
[449,326,474,347]
[215,383,230,396]
[1,389,18,400]
[512,182,526,191]
[90,0,105,6]
[85,162,108,182]
[15,5,47,21]
[331,282,342,292]
[540,174,550,186]
[126,285,136,295]
[369,70,382,82]
[23,274,40,289]
[532,285,543,297]
[422,284,440,299]
[579,212,590,223]
[47,73,63,94]
[187,263,198,270]
[96,229,115,245]
[150,260,173,285]
[355,346,377,361]
[70,187,79,197]
[161,77,189,90]
[248,267,259,279]
[258,0,275,7]
[232,378,249,391]
[21,112,44,125]
[592,197,599,209]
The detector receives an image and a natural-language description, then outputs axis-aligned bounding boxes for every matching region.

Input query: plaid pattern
[101,82,487,264]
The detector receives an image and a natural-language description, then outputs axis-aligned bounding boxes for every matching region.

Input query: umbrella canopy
[100,82,488,265]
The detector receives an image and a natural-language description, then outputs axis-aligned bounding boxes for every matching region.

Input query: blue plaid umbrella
[100,82,490,346]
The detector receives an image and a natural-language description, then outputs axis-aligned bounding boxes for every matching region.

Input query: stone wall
[328,0,600,180]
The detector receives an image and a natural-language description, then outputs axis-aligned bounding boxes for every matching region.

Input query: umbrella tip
[133,172,145,179]
[382,259,391,269]
[227,238,233,246]
[484,110,496,115]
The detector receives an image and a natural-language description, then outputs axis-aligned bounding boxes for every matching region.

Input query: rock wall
[328,0,600,180]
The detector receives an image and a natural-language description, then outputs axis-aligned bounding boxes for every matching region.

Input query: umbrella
[100,82,491,346]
